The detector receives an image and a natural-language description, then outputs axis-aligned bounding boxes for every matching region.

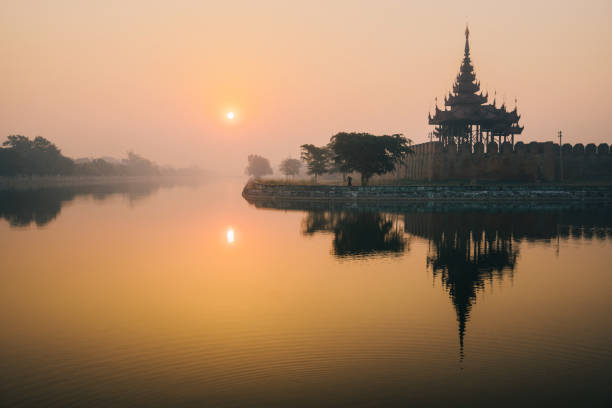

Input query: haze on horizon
[1,0,610,175]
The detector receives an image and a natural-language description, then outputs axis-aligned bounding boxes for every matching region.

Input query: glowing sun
[226,227,235,243]
[226,111,235,120]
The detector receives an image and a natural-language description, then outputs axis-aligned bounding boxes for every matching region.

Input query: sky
[1,0,611,174]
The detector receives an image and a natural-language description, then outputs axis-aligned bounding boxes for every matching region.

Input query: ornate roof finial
[464,25,470,57]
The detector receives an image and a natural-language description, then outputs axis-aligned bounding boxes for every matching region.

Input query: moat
[1,179,611,407]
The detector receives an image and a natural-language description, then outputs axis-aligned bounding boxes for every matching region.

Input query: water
[1,180,611,407]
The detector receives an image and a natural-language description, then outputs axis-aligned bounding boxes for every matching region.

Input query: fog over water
[1,180,611,407]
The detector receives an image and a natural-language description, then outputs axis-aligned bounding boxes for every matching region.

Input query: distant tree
[329,132,413,185]
[124,151,159,176]
[1,135,73,175]
[300,144,329,183]
[245,154,273,178]
[32,136,61,155]
[3,135,33,153]
[279,158,302,178]
[92,158,118,175]
[0,149,19,176]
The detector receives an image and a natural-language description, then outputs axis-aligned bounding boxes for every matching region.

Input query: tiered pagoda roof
[428,27,523,143]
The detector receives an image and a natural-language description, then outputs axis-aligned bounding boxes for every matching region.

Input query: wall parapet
[400,141,612,182]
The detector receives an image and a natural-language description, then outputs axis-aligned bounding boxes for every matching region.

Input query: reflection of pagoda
[427,228,516,360]
[428,27,523,146]
[405,212,518,360]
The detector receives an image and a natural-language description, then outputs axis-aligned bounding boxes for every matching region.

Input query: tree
[325,142,349,181]
[3,135,33,153]
[300,144,329,183]
[245,154,273,178]
[328,132,413,185]
[279,158,302,178]
[33,136,61,155]
[124,151,159,176]
[1,135,74,176]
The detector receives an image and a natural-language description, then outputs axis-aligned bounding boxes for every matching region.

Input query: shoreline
[242,181,612,203]
[0,175,206,191]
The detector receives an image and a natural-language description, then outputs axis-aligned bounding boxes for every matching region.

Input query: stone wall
[243,181,612,202]
[400,141,612,182]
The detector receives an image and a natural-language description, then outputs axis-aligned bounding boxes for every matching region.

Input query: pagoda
[428,27,523,147]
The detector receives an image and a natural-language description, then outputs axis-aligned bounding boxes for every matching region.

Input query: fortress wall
[402,141,612,182]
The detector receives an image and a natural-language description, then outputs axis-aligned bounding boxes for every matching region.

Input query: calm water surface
[1,180,611,407]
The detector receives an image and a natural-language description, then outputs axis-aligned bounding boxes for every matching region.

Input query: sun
[226,111,235,120]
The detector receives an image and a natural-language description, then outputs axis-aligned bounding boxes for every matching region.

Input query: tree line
[0,135,204,177]
[246,132,413,185]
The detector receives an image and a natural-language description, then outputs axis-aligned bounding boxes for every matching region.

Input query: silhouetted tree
[3,135,33,153]
[328,132,412,185]
[0,148,20,176]
[245,154,273,178]
[279,158,302,178]
[32,136,61,155]
[325,142,350,182]
[300,144,329,183]
[1,135,74,175]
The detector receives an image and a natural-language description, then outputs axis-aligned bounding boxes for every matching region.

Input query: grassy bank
[254,177,612,187]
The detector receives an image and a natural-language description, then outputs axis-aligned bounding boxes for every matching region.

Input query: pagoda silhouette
[428,27,523,147]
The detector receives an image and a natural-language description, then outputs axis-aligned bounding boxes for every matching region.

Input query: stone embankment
[242,181,612,202]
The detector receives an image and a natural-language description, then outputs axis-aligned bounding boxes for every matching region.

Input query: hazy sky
[1,0,611,173]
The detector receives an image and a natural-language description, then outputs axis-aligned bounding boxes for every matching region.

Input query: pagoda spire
[464,25,470,58]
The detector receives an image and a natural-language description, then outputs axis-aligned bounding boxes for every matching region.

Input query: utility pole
[558,130,563,182]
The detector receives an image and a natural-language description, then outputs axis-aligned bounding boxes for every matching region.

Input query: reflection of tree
[302,211,406,257]
[302,211,335,236]
[333,212,405,257]
[0,189,66,227]
[0,179,198,228]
